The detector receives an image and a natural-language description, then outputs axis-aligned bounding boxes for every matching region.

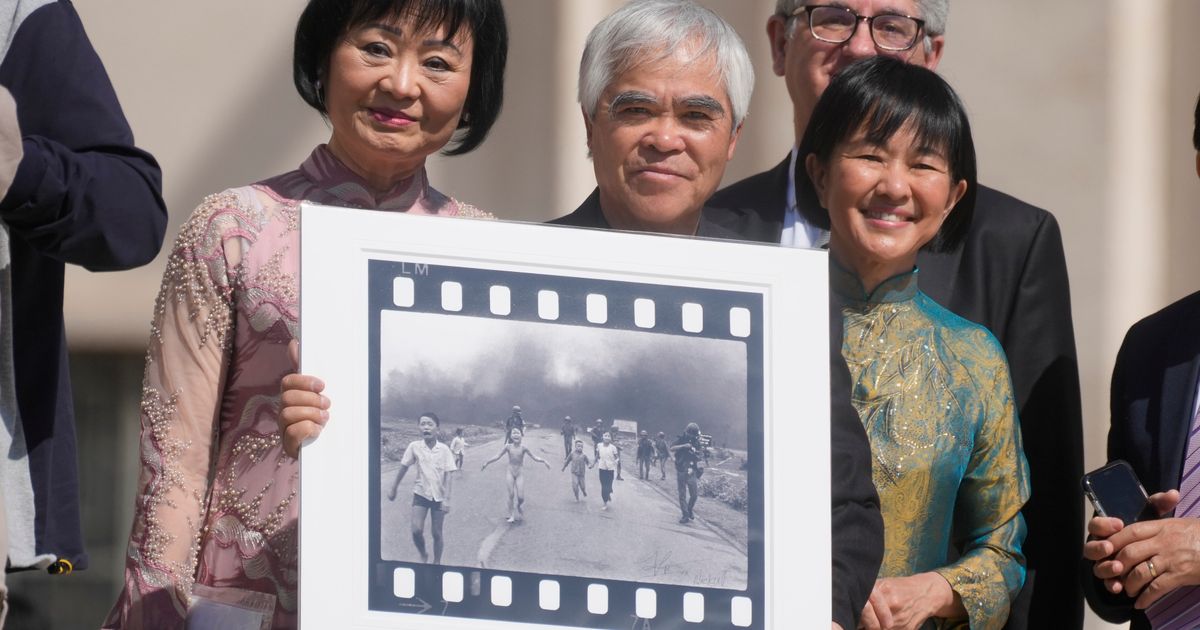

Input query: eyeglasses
[791,4,925,52]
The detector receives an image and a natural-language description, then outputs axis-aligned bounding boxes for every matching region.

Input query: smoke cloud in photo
[380,311,749,448]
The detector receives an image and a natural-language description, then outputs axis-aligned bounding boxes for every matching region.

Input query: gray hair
[579,0,755,131]
[775,0,949,49]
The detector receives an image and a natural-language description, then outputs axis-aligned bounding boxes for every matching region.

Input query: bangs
[806,62,966,180]
[345,0,469,41]
[859,99,959,176]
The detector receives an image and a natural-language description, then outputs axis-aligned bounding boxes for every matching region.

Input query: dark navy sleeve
[0,0,166,270]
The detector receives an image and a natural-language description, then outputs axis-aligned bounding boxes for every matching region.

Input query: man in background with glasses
[707,2,1084,629]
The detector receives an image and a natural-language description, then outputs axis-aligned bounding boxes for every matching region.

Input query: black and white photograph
[376,310,752,591]
[300,206,830,629]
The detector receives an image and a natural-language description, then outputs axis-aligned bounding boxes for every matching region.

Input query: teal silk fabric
[834,264,1031,630]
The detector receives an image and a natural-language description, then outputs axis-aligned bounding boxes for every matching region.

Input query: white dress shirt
[779,145,831,249]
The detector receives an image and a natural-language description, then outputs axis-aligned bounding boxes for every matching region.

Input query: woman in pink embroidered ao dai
[104,1,508,628]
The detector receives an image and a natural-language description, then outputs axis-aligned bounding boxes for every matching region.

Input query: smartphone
[1081,460,1156,524]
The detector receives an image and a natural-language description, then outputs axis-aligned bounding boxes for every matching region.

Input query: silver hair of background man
[775,0,948,53]
[578,0,755,133]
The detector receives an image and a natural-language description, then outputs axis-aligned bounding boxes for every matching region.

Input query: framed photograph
[299,203,831,629]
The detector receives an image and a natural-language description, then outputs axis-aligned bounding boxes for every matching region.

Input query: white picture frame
[298,203,830,629]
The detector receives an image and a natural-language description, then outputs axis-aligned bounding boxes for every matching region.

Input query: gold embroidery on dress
[840,281,1029,630]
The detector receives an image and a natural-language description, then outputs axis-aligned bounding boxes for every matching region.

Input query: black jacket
[707,155,1085,629]
[553,189,885,630]
[550,188,743,240]
[1084,291,1200,629]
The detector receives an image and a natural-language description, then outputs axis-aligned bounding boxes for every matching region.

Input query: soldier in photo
[654,431,670,481]
[670,422,706,524]
[560,415,576,458]
[504,404,524,444]
[636,430,655,480]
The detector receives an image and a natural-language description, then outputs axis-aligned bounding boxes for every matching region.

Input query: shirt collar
[414,438,443,452]
[786,145,799,215]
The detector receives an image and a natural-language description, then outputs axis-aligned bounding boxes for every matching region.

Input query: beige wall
[62,2,1200,628]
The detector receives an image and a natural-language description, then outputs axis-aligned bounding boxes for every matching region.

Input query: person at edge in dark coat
[0,1,167,625]
[1081,93,1200,630]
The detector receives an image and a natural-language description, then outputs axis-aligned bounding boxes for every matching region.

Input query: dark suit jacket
[707,156,1086,629]
[1083,292,1200,629]
[551,189,885,630]
[550,188,744,239]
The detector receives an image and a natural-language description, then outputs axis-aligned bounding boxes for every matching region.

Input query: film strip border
[382,260,760,340]
[383,566,755,626]
[366,259,766,629]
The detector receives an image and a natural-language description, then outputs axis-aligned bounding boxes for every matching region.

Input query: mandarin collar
[830,259,920,305]
[299,144,438,211]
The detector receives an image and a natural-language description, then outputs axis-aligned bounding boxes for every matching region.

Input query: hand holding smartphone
[1082,460,1157,525]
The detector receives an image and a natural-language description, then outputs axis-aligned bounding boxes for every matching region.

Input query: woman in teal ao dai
[801,57,1031,629]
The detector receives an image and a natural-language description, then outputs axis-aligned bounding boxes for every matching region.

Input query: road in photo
[380,426,748,589]
[376,310,751,590]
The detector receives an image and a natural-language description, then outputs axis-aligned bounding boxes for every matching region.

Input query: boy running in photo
[561,439,593,501]
[482,428,550,523]
[449,427,467,470]
[386,413,456,563]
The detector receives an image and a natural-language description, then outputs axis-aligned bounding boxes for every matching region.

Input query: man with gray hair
[706,1,1084,628]
[551,0,752,236]
[553,2,884,629]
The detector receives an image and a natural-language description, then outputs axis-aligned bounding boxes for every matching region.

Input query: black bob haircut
[293,0,508,156]
[798,56,977,253]
[1193,92,1199,152]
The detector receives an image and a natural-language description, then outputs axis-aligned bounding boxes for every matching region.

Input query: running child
[386,413,456,563]
[595,432,620,510]
[561,439,593,501]
[482,428,550,523]
[449,427,467,470]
